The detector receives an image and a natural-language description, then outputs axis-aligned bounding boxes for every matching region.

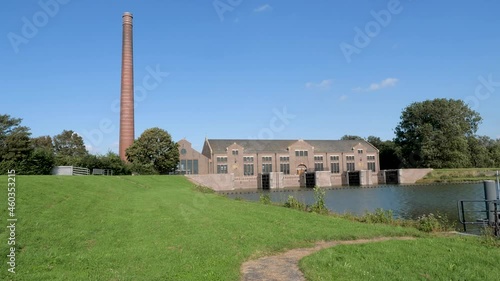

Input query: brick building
[178,138,380,188]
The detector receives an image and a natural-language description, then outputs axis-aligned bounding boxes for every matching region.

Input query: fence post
[484,180,498,225]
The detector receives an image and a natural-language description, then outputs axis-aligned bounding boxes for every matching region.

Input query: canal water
[224,183,496,230]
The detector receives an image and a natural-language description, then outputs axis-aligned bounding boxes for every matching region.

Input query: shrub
[195,185,214,194]
[480,227,500,248]
[283,195,307,211]
[415,212,454,232]
[310,186,329,214]
[360,208,395,224]
[259,194,272,205]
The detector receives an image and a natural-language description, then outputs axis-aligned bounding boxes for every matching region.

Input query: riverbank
[0,176,419,280]
[1,176,498,280]
[416,168,500,183]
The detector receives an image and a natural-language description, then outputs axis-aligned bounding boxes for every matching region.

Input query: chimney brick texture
[119,12,134,161]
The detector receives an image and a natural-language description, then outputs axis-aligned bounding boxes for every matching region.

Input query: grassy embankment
[417,168,500,184]
[300,236,500,280]
[0,176,418,280]
[0,176,499,280]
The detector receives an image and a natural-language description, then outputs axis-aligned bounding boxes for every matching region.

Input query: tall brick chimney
[119,12,134,161]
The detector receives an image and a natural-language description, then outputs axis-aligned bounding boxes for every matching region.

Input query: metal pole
[461,201,466,232]
[484,180,498,225]
[495,202,499,237]
[496,170,499,200]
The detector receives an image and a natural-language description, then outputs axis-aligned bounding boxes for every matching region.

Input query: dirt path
[240,236,415,281]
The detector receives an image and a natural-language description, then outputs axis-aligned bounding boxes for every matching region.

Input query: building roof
[205,139,378,154]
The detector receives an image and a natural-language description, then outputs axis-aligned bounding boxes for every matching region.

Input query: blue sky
[2,0,500,153]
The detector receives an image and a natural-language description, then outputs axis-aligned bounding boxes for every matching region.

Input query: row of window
[244,164,254,176]
[314,162,324,171]
[217,162,376,174]
[295,150,308,157]
[217,156,227,163]
[178,159,199,174]
[262,156,272,162]
[217,155,375,163]
[262,163,272,173]
[217,154,375,163]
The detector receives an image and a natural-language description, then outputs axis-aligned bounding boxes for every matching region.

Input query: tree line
[0,114,179,175]
[1,98,499,174]
[342,98,500,169]
[0,115,129,175]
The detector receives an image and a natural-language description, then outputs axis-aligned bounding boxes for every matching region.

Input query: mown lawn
[300,236,500,281]
[0,176,419,280]
[417,168,500,183]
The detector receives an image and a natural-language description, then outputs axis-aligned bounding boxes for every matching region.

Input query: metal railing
[457,199,499,236]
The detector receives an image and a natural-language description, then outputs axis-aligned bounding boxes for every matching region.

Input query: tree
[0,114,32,172]
[32,135,54,151]
[22,148,55,175]
[467,136,493,168]
[126,127,179,174]
[98,151,130,175]
[340,135,364,141]
[394,99,482,168]
[366,136,402,169]
[53,130,88,165]
[489,139,500,167]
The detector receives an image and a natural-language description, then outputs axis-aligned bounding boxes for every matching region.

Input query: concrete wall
[399,168,433,184]
[315,171,332,187]
[185,174,234,191]
[284,175,301,188]
[52,166,73,175]
[234,176,258,189]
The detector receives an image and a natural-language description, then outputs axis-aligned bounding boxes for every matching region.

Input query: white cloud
[254,4,272,13]
[339,95,348,101]
[353,77,398,92]
[305,79,333,90]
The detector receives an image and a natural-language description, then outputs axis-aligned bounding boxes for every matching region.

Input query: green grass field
[1,176,499,280]
[0,176,420,280]
[417,168,500,183]
[300,236,500,280]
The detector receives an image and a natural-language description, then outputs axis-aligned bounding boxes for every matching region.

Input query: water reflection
[225,183,489,227]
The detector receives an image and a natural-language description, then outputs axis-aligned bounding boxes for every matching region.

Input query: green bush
[195,185,214,194]
[259,193,272,205]
[360,208,395,224]
[310,186,329,214]
[480,227,500,247]
[283,195,307,211]
[416,213,454,232]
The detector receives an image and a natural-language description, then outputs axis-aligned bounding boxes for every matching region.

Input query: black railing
[457,199,499,236]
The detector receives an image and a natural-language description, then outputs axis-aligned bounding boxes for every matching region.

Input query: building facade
[177,139,210,175]
[200,139,379,176]
[178,138,380,187]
